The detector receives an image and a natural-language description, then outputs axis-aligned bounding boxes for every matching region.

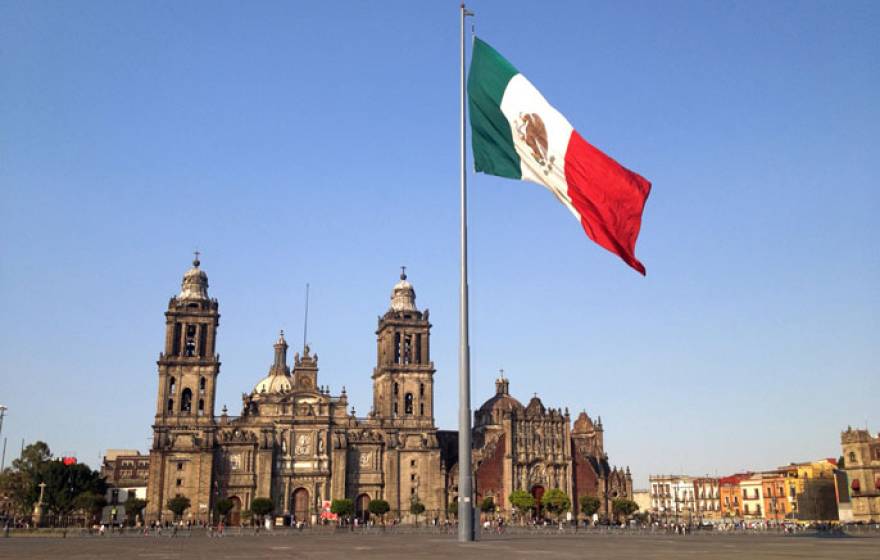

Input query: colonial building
[464,377,632,518]
[100,449,149,525]
[840,426,880,522]
[145,258,631,523]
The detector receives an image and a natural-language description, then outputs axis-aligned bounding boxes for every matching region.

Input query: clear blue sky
[1,1,877,486]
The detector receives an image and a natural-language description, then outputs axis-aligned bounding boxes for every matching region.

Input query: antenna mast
[303,283,310,350]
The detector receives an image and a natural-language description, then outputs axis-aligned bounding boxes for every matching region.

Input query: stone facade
[840,426,880,522]
[145,259,631,524]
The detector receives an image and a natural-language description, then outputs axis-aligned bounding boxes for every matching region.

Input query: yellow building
[776,459,839,521]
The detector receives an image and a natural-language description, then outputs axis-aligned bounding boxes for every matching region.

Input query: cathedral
[145,258,632,524]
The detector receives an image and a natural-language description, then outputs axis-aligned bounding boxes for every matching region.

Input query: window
[420,403,424,416]
[167,398,174,412]
[198,399,205,415]
[849,452,857,464]
[411,473,416,481]
[753,489,759,499]
[419,383,424,397]
[199,377,206,394]
[394,333,401,363]
[169,377,176,395]
[198,326,207,357]
[416,334,422,363]
[393,402,398,415]
[172,323,181,355]
[181,388,193,413]
[403,335,412,364]
[410,460,416,468]
[185,325,197,357]
[177,462,184,471]
[404,393,413,415]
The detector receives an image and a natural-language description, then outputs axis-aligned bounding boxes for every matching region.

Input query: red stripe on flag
[564,130,651,275]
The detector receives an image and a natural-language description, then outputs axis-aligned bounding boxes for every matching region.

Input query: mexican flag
[468,38,651,275]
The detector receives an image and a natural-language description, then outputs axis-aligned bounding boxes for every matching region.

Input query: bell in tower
[372,268,435,425]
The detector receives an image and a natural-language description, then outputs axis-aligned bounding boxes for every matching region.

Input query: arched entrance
[228,496,242,526]
[355,493,371,522]
[292,488,310,522]
[531,485,545,519]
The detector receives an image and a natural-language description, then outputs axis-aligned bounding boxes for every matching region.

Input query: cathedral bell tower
[372,268,434,426]
[147,255,221,523]
[153,254,220,424]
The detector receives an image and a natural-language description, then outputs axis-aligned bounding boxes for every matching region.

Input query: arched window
[185,325,197,357]
[199,377,206,394]
[198,399,205,415]
[404,393,413,415]
[181,388,193,413]
[849,452,857,463]
[169,377,176,395]
[394,333,401,364]
[419,383,424,397]
[393,382,399,395]
[167,398,174,412]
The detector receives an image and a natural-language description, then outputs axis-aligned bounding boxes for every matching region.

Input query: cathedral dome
[478,376,524,415]
[179,255,209,301]
[253,373,292,394]
[390,267,416,312]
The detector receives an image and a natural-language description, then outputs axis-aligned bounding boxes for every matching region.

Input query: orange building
[761,472,792,521]
[719,473,750,519]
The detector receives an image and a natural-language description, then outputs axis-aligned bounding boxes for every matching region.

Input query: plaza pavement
[1,531,879,560]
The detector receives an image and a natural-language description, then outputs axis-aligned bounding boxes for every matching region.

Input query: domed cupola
[390,267,417,312]
[179,253,209,301]
[253,330,293,394]
[476,374,524,426]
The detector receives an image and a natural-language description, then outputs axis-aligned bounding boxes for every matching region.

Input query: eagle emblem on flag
[515,112,555,175]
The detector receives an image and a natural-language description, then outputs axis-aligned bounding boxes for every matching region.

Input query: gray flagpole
[458,2,475,543]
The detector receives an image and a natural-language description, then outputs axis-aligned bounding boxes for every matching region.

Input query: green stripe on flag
[468,38,522,179]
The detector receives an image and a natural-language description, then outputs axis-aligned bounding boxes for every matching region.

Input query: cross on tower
[400,265,407,280]
[499,368,505,379]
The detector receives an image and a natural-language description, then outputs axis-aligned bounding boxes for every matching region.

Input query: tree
[40,460,107,523]
[0,469,33,518]
[368,499,390,526]
[479,496,496,520]
[331,498,354,525]
[250,497,274,526]
[166,495,191,521]
[541,489,571,524]
[509,490,535,524]
[579,495,601,520]
[214,498,234,524]
[446,500,458,519]
[13,441,52,478]
[410,497,426,526]
[72,492,106,527]
[611,498,639,522]
[0,441,53,517]
[125,496,147,526]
